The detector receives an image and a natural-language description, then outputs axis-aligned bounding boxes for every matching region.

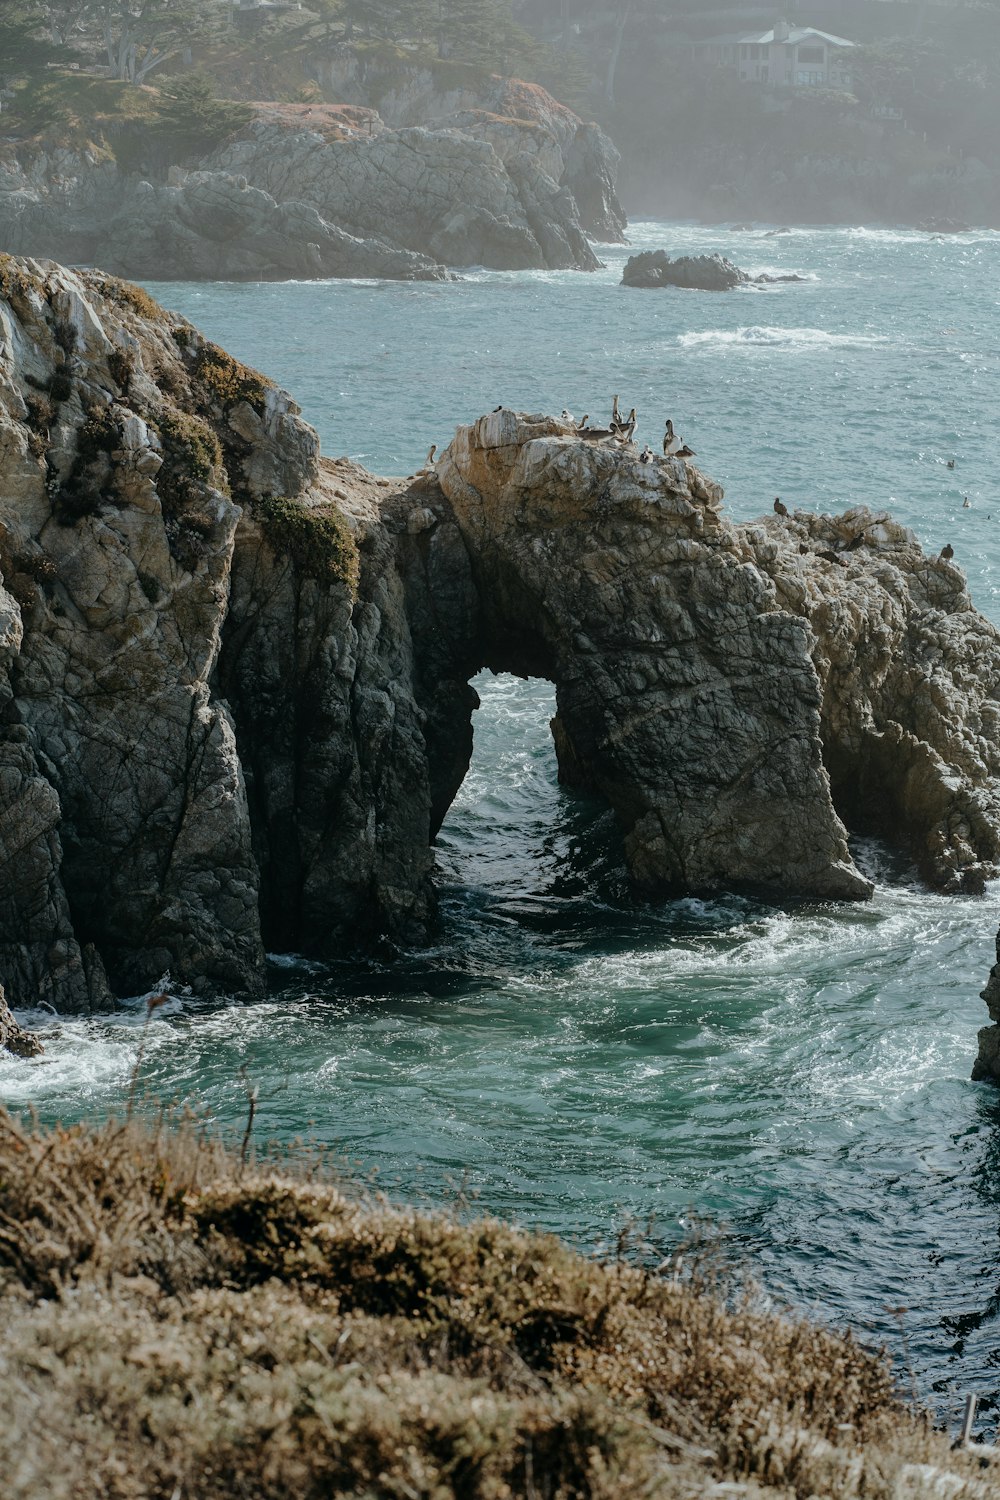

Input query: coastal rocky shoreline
[3,256,1000,1076]
[0,73,625,281]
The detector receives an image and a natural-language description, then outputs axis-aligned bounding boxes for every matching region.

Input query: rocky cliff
[3,257,1000,1050]
[0,68,623,280]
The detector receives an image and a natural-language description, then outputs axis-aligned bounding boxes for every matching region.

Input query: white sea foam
[743,267,820,283]
[677,325,888,351]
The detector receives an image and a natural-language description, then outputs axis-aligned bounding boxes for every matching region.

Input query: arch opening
[432,671,627,919]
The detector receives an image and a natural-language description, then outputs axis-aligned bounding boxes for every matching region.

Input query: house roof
[739,27,855,47]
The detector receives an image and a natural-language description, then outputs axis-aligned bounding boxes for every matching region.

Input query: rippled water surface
[6,223,1000,1422]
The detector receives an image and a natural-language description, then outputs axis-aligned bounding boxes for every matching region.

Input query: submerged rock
[1,256,999,1021]
[622,250,804,289]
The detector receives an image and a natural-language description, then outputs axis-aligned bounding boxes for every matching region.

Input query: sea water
[4,223,1000,1421]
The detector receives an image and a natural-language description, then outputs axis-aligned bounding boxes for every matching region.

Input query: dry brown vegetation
[0,1107,995,1500]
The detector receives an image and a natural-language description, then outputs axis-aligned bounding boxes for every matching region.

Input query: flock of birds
[558,396,696,464]
[415,411,960,568]
[416,399,698,478]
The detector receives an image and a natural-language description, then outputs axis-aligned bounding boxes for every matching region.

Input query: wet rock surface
[0,981,43,1057]
[622,250,805,289]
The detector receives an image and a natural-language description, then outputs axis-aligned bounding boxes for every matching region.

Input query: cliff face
[0,256,434,1013]
[0,68,623,280]
[2,259,1000,1050]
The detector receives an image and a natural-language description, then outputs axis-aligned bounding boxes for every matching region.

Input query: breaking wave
[677,325,889,350]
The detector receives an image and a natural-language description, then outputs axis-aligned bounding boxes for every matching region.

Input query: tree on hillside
[28,0,222,85]
[0,7,63,84]
[92,0,208,84]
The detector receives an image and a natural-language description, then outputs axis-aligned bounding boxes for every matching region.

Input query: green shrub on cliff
[0,1106,991,1500]
[91,273,169,325]
[156,408,227,511]
[253,493,359,595]
[193,341,274,413]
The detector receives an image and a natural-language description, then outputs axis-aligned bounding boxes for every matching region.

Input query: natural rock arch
[394,410,1000,906]
[2,262,1000,1034]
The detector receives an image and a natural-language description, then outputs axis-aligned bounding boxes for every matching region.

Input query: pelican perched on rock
[659,420,683,453]
[940,542,955,560]
[578,425,616,442]
[611,394,621,426]
[639,444,653,463]
[561,409,575,423]
[576,414,590,431]
[615,407,637,443]
[773,497,788,517]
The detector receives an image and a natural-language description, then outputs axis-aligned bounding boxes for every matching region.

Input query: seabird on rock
[940,543,955,560]
[576,414,590,431]
[639,445,653,463]
[493,405,503,412]
[611,394,621,426]
[561,409,574,422]
[616,407,637,443]
[425,444,437,468]
[844,531,866,551]
[773,497,788,517]
[676,442,696,458]
[663,419,681,456]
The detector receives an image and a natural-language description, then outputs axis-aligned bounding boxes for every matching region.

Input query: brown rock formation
[416,411,1000,902]
[2,258,999,1029]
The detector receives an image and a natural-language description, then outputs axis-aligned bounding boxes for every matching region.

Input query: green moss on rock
[156,408,226,516]
[53,404,120,525]
[193,342,274,412]
[0,254,42,307]
[253,494,359,595]
[90,274,167,324]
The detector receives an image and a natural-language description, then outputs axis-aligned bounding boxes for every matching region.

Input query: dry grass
[0,1108,995,1499]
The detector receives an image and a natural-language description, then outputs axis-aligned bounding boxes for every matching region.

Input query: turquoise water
[6,222,1000,1423]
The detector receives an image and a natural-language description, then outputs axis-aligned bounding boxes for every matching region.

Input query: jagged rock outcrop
[305,60,627,247]
[622,251,805,290]
[0,255,433,1013]
[0,68,623,278]
[412,411,1000,903]
[207,111,600,273]
[3,257,1000,1040]
[0,150,451,283]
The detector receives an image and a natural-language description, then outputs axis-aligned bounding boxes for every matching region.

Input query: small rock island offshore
[3,256,1000,1079]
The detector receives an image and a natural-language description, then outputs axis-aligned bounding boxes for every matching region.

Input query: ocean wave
[743,267,820,283]
[677,325,888,351]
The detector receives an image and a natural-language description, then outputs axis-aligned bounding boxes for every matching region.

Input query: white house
[690,21,855,88]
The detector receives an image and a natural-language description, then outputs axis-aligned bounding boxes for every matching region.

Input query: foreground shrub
[0,1108,994,1499]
